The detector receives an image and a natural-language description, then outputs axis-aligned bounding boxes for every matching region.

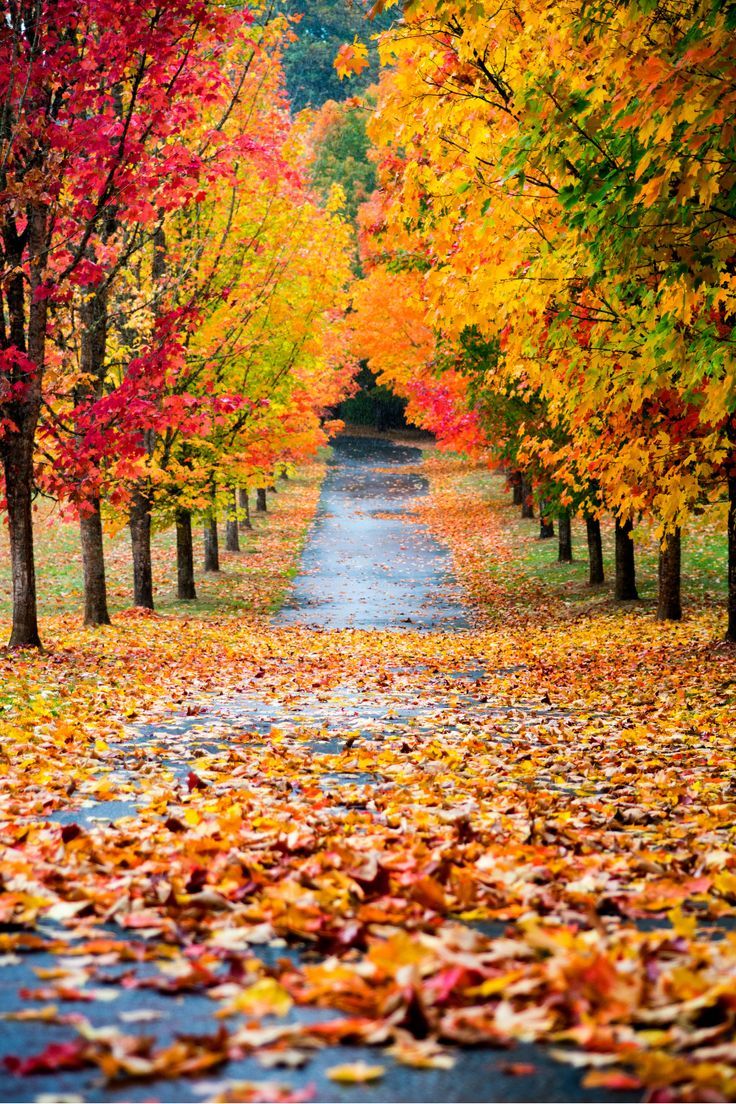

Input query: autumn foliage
[0,0,356,645]
[3,3,736,1100]
[350,0,736,633]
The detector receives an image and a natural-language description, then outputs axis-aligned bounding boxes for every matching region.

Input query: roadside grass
[443,460,728,612]
[0,464,324,627]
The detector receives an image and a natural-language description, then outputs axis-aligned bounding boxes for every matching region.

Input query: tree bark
[1,203,48,647]
[510,470,523,506]
[80,498,111,626]
[539,499,554,539]
[615,518,639,601]
[238,487,252,531]
[225,489,240,552]
[176,507,197,600]
[520,475,534,519]
[129,488,154,609]
[77,268,111,626]
[657,527,682,622]
[3,433,41,647]
[204,514,219,572]
[585,515,605,585]
[729,448,736,641]
[558,510,572,562]
[256,487,267,513]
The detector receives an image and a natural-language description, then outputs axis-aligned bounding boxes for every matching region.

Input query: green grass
[460,466,728,608]
[0,469,322,624]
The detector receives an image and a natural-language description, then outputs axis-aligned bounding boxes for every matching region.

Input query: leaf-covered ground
[2,447,736,1102]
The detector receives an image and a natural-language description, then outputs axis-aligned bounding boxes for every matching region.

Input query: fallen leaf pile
[2,452,736,1101]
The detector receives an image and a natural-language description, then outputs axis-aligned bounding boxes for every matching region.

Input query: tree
[278,0,392,110]
[0,0,247,645]
[308,98,378,223]
[351,0,736,631]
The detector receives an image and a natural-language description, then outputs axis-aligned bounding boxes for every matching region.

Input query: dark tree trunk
[204,514,219,572]
[585,515,605,585]
[238,487,252,531]
[558,510,572,562]
[539,500,554,539]
[256,487,267,513]
[176,508,197,600]
[280,470,288,482]
[3,433,41,648]
[268,483,277,494]
[2,204,48,647]
[510,470,523,506]
[729,450,736,641]
[77,269,111,626]
[226,490,240,552]
[520,475,534,519]
[615,518,639,601]
[129,488,154,609]
[657,528,682,622]
[80,498,111,626]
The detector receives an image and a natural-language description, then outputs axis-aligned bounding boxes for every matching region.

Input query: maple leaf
[334,40,370,80]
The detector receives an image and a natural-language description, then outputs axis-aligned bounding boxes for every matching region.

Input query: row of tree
[0,0,357,647]
[350,0,736,631]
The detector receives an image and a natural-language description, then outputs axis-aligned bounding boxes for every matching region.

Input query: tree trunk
[256,487,267,513]
[1,203,48,648]
[511,471,523,506]
[238,487,252,531]
[176,508,197,600]
[539,499,554,539]
[657,527,681,622]
[520,476,534,519]
[204,514,219,572]
[80,498,111,626]
[225,490,240,552]
[558,510,572,562]
[3,434,41,648]
[280,470,289,482]
[585,515,604,585]
[615,518,639,601]
[77,267,111,626]
[729,450,736,641]
[129,488,154,609]
[268,483,277,494]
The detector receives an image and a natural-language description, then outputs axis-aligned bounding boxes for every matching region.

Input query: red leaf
[499,1062,537,1076]
[3,1040,89,1076]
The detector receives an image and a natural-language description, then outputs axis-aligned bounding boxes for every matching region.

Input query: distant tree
[278,0,391,110]
[309,99,377,223]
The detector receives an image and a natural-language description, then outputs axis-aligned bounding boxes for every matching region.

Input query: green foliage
[278,0,392,110]
[310,102,376,222]
[339,364,408,429]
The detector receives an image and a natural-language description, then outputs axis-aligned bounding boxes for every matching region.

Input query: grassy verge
[422,454,728,618]
[0,463,325,626]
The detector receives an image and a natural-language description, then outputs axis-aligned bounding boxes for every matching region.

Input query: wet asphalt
[278,436,469,630]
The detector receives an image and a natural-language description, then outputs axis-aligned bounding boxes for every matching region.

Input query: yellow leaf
[223,978,293,1018]
[666,905,696,938]
[328,1061,386,1083]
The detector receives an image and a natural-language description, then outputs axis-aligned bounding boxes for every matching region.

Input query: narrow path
[278,436,469,630]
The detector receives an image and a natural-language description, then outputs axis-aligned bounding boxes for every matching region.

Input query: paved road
[0,437,637,1103]
[278,436,469,630]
